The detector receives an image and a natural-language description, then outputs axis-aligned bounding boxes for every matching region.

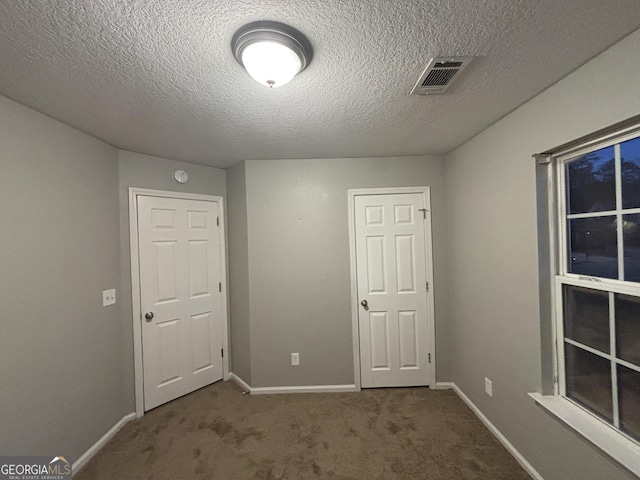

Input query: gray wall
[445,29,640,480]
[0,95,123,462]
[117,150,227,411]
[226,162,252,383]
[242,156,448,388]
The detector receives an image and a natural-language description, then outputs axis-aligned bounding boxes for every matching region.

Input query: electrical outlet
[485,377,493,397]
[291,352,300,366]
[102,289,116,307]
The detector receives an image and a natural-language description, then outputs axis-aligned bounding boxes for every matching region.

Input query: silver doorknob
[144,312,154,321]
[360,299,368,308]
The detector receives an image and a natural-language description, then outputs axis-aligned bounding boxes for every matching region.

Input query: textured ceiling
[1,1,640,168]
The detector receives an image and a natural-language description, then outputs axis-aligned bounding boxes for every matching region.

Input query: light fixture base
[231,21,313,87]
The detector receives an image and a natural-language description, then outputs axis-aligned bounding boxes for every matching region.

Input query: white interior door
[137,195,223,410]
[355,192,432,388]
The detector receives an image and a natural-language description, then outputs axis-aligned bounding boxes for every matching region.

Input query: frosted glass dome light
[232,21,313,89]
[241,41,302,88]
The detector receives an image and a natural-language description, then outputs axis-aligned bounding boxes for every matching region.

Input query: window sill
[529,392,640,478]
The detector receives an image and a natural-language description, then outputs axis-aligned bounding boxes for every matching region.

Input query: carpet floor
[75,381,531,479]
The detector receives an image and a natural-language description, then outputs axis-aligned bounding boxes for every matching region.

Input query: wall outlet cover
[485,377,493,397]
[103,289,116,307]
[291,352,300,366]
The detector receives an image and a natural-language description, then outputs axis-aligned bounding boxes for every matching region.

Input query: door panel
[369,311,390,369]
[395,235,416,293]
[398,311,418,369]
[365,205,384,225]
[157,319,180,384]
[355,193,431,387]
[366,236,387,293]
[188,240,210,297]
[153,241,179,302]
[394,204,414,225]
[138,196,223,411]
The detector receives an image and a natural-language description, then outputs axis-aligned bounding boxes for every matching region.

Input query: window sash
[556,134,640,289]
[555,275,640,444]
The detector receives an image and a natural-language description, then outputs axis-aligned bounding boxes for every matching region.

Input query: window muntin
[556,130,640,445]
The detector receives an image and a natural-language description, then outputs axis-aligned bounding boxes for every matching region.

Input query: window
[554,130,640,444]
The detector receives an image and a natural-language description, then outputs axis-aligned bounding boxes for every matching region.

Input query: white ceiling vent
[410,57,474,95]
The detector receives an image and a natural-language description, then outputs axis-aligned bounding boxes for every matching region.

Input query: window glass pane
[617,364,640,442]
[566,146,616,214]
[624,214,640,282]
[565,343,613,422]
[615,293,640,366]
[563,285,610,353]
[621,136,640,210]
[568,216,618,279]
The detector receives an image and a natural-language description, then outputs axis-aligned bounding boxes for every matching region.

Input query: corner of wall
[226,161,252,385]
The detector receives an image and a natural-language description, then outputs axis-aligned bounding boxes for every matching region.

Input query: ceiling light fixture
[232,21,313,88]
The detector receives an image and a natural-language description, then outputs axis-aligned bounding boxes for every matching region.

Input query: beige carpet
[75,381,530,479]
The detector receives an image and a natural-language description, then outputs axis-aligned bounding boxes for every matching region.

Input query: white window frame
[555,126,640,434]
[532,123,640,477]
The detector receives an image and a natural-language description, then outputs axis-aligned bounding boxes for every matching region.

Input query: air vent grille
[422,69,458,87]
[411,56,474,95]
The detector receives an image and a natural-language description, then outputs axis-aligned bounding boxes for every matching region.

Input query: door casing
[348,187,436,389]
[129,187,229,417]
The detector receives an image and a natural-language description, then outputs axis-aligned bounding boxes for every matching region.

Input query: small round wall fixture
[231,21,313,88]
[173,170,188,184]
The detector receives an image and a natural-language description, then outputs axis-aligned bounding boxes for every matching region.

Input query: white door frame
[348,186,436,389]
[129,187,229,417]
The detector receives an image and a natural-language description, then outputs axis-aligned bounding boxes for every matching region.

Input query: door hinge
[218,282,222,292]
[426,281,429,292]
[428,353,431,363]
[418,208,428,219]
[221,348,224,358]
[217,217,220,227]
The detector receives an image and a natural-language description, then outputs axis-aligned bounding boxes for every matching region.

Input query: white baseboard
[432,382,454,390]
[227,374,357,395]
[72,412,135,476]
[251,384,358,395]
[451,384,544,480]
[228,372,252,392]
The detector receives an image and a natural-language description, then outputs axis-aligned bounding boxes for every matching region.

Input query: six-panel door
[355,193,430,388]
[137,196,223,411]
